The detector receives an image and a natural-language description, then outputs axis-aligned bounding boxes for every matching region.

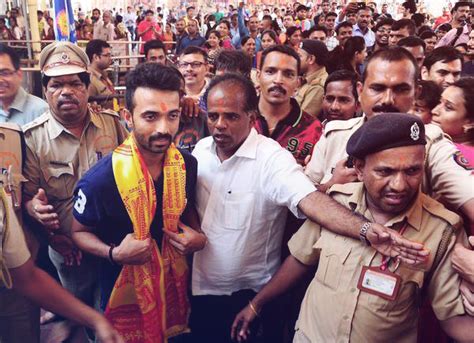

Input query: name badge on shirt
[357,266,401,301]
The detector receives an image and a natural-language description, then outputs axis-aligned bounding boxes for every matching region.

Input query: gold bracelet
[249,300,259,317]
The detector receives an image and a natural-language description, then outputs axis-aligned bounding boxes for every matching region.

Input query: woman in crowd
[340,36,367,77]
[285,26,302,51]
[41,16,55,47]
[205,30,222,71]
[432,77,474,165]
[256,29,278,69]
[162,22,176,53]
[241,36,257,68]
[8,17,22,40]
[217,20,234,49]
[0,18,14,41]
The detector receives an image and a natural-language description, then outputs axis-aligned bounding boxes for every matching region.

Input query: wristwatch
[359,222,371,246]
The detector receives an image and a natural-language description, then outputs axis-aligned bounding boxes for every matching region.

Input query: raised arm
[298,191,429,264]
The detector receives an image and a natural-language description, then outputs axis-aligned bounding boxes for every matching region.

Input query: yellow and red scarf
[106,135,190,342]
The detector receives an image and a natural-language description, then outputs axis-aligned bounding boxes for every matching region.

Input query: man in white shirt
[123,6,137,41]
[352,6,375,48]
[190,73,429,343]
[93,10,116,41]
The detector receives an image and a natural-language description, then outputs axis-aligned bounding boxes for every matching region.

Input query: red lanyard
[380,222,408,271]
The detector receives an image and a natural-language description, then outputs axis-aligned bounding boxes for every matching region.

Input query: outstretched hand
[231,303,258,342]
[367,223,430,266]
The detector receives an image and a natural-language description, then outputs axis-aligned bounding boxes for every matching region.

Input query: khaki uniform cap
[39,41,89,77]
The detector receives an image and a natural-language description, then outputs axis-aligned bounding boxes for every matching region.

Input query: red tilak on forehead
[160,102,168,112]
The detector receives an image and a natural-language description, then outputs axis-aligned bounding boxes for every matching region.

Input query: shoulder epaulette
[420,194,462,229]
[424,123,445,145]
[97,109,120,118]
[0,122,22,132]
[324,116,364,135]
[327,182,360,196]
[22,112,50,132]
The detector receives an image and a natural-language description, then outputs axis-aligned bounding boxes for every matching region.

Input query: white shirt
[123,12,137,27]
[192,129,316,296]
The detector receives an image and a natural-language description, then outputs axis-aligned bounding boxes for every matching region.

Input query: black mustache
[268,86,286,95]
[372,104,401,113]
[149,133,172,143]
[58,98,79,106]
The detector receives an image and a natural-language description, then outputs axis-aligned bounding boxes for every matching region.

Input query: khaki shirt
[305,115,474,210]
[22,108,128,235]
[1,192,30,269]
[289,183,467,343]
[294,67,328,118]
[88,68,116,110]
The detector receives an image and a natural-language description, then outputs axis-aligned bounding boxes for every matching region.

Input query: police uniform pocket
[314,240,351,290]
[223,191,255,230]
[42,163,75,200]
[368,265,424,312]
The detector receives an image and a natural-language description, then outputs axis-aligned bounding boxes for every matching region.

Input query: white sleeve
[262,148,316,218]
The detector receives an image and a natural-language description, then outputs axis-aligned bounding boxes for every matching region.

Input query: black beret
[300,39,329,60]
[347,113,426,159]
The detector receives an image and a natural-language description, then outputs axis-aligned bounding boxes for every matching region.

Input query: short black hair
[417,25,433,36]
[411,13,425,27]
[363,46,418,83]
[186,6,195,12]
[260,44,301,75]
[214,50,252,79]
[452,1,472,13]
[125,63,182,113]
[308,25,328,36]
[85,39,111,62]
[324,69,359,101]
[391,19,416,35]
[180,46,208,60]
[437,23,452,32]
[374,17,394,32]
[145,9,154,15]
[398,36,426,51]
[335,21,352,35]
[325,11,337,19]
[0,43,20,70]
[92,8,101,14]
[296,4,308,12]
[42,72,90,88]
[417,80,441,110]
[204,73,258,114]
[262,14,273,22]
[144,39,165,58]
[422,46,463,71]
[419,30,437,40]
[402,1,417,14]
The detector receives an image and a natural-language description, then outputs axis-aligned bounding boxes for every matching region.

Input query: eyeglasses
[178,61,206,69]
[0,69,17,78]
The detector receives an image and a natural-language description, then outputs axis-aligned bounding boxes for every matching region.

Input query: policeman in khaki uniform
[0,122,39,341]
[86,39,116,111]
[231,113,474,343]
[294,40,329,118]
[22,42,128,312]
[305,47,474,222]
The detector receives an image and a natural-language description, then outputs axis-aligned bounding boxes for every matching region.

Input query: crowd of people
[0,1,474,343]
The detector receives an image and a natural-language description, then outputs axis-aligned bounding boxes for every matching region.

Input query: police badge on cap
[39,41,89,77]
[347,113,427,159]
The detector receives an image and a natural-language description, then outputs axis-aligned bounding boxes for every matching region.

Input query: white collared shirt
[192,129,316,296]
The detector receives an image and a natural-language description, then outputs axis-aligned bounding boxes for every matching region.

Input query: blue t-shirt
[72,150,198,310]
